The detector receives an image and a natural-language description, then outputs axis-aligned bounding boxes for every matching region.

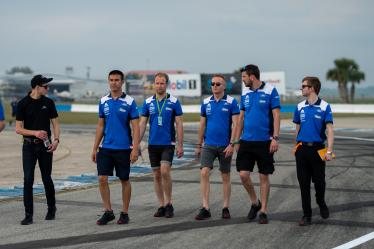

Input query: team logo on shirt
[167,101,173,105]
[41,105,47,110]
[300,109,305,122]
[165,107,172,111]
[104,103,110,115]
[119,107,127,112]
[244,95,250,108]
[222,108,229,112]
[149,102,155,114]
[314,115,321,119]
[206,103,212,115]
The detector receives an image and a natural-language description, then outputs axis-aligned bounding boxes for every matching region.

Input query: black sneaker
[165,204,174,218]
[45,206,57,220]
[319,203,330,219]
[222,207,231,219]
[258,212,268,224]
[117,212,129,224]
[195,207,211,220]
[247,200,261,220]
[154,206,166,217]
[21,214,33,225]
[96,210,115,225]
[299,216,312,226]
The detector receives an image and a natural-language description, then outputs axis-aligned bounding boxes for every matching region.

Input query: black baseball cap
[31,74,53,88]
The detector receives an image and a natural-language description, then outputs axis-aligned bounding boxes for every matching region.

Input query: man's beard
[244,81,252,88]
[156,89,166,95]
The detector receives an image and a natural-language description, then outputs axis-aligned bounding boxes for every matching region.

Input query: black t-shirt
[16,93,58,138]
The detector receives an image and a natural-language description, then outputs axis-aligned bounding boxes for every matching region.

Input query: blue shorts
[97,148,131,180]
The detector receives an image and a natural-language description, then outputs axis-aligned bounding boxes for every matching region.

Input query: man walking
[10,96,18,126]
[293,76,334,226]
[0,99,5,132]
[195,74,239,220]
[15,75,60,225]
[139,72,184,218]
[234,64,281,224]
[92,70,140,225]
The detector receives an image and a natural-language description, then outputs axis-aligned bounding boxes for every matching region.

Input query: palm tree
[326,58,365,103]
[349,70,365,103]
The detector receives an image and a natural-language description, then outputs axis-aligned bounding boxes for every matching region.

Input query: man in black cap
[15,74,60,225]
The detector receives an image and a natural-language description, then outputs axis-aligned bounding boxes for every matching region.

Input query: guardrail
[56,104,374,114]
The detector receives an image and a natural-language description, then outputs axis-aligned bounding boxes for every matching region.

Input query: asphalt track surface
[0,124,373,249]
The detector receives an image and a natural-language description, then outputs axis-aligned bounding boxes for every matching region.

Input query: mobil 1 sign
[168,74,202,97]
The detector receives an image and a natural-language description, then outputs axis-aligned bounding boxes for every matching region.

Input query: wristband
[272,136,279,141]
[54,138,60,143]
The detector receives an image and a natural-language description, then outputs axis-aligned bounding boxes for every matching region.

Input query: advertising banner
[201,73,242,95]
[242,71,286,95]
[167,74,201,97]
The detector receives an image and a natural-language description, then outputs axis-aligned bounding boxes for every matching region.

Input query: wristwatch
[272,136,279,141]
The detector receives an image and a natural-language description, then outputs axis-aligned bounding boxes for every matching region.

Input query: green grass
[58,112,99,124]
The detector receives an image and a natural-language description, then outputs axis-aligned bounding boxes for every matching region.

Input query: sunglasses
[301,85,312,89]
[211,82,221,87]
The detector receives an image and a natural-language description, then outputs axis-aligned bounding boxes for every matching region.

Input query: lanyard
[156,96,167,116]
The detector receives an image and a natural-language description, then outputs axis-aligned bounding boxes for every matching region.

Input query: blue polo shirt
[98,93,139,149]
[141,93,183,145]
[0,100,4,121]
[240,82,281,141]
[293,98,333,143]
[201,94,240,146]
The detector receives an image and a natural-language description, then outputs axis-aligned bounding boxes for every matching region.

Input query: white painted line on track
[332,231,374,249]
[334,135,374,142]
[282,132,374,142]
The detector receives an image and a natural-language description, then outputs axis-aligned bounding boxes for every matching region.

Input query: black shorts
[97,148,131,180]
[236,140,274,175]
[148,145,175,168]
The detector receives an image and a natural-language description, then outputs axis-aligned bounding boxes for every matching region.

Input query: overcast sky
[0,0,373,88]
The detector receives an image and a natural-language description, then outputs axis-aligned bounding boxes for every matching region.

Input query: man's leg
[95,149,116,225]
[160,163,172,204]
[239,171,258,203]
[311,147,329,219]
[22,144,37,216]
[121,180,131,213]
[221,172,231,208]
[200,167,211,209]
[258,173,270,213]
[296,148,312,218]
[98,175,112,211]
[153,168,165,207]
[38,148,56,209]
